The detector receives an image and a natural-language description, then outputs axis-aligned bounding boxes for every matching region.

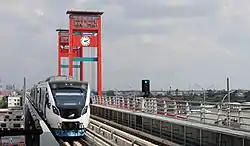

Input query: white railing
[91,95,250,131]
[92,95,143,111]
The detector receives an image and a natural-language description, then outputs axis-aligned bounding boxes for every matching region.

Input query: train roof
[45,75,74,82]
[32,75,89,87]
[49,79,88,84]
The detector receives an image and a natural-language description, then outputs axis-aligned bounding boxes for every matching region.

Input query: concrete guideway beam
[91,104,250,146]
[88,118,159,146]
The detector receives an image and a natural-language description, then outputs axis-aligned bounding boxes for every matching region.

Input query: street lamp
[194,83,214,123]
[221,90,235,104]
[221,90,235,127]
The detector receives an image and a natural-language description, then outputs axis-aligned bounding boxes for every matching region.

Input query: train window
[34,89,37,102]
[39,88,42,103]
[1,123,6,127]
[54,89,86,106]
[50,82,88,90]
[41,87,45,105]
[13,123,21,127]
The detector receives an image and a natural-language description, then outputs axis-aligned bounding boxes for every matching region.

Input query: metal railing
[91,95,250,131]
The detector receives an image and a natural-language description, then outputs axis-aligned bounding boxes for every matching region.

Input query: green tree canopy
[0,99,7,108]
[106,90,115,96]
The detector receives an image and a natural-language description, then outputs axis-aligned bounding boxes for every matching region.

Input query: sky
[0,0,250,90]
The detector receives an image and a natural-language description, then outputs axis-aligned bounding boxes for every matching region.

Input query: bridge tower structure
[56,28,82,80]
[66,10,104,101]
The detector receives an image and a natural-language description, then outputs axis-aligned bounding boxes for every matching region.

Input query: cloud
[0,0,250,90]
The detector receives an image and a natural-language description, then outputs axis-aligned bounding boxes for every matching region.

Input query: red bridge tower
[65,10,104,101]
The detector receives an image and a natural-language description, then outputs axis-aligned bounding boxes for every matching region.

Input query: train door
[45,89,51,119]
[36,88,40,108]
[43,88,48,118]
[38,88,42,112]
[34,88,37,105]
[40,87,45,114]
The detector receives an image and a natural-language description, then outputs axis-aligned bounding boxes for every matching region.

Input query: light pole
[194,83,214,123]
[221,90,235,104]
[226,77,231,127]
[115,88,118,97]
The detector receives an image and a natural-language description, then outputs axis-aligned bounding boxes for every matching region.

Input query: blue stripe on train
[53,128,86,137]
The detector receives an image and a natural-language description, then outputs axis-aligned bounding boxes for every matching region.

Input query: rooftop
[66,10,104,15]
[56,28,68,32]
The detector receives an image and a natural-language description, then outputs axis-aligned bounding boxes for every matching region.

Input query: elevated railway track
[58,119,157,146]
[25,92,164,146]
[59,118,159,146]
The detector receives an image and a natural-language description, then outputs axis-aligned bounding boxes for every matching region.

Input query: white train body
[29,75,90,137]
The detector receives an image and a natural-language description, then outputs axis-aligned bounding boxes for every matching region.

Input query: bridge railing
[91,96,250,131]
[92,95,143,110]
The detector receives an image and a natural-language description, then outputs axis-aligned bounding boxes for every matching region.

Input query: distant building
[6,84,15,90]
[7,96,23,109]
[0,90,12,96]
[0,136,25,146]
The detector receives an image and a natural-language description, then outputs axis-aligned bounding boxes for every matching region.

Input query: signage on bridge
[56,29,81,78]
[71,15,99,29]
[58,31,69,43]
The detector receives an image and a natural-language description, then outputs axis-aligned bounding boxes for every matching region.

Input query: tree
[244,91,250,101]
[106,90,116,96]
[0,99,7,108]
[175,89,179,96]
[207,89,215,98]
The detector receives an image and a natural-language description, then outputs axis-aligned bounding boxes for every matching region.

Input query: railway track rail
[59,138,89,146]
[58,118,158,146]
[90,115,181,146]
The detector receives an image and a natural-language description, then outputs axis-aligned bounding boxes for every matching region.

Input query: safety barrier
[91,95,250,131]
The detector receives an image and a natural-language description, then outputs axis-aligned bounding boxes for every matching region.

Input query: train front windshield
[54,88,86,107]
[50,82,88,107]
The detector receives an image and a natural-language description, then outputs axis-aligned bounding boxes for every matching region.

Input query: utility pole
[227,77,231,127]
[23,77,26,109]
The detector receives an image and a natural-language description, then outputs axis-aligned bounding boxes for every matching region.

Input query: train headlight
[69,123,73,129]
[52,106,60,116]
[79,123,83,128]
[81,106,88,115]
[57,123,62,128]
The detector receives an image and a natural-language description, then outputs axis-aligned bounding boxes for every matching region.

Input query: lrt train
[29,75,91,137]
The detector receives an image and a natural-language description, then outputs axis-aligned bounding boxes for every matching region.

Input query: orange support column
[68,18,74,77]
[80,46,84,81]
[56,29,69,75]
[97,18,102,98]
[57,30,61,76]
